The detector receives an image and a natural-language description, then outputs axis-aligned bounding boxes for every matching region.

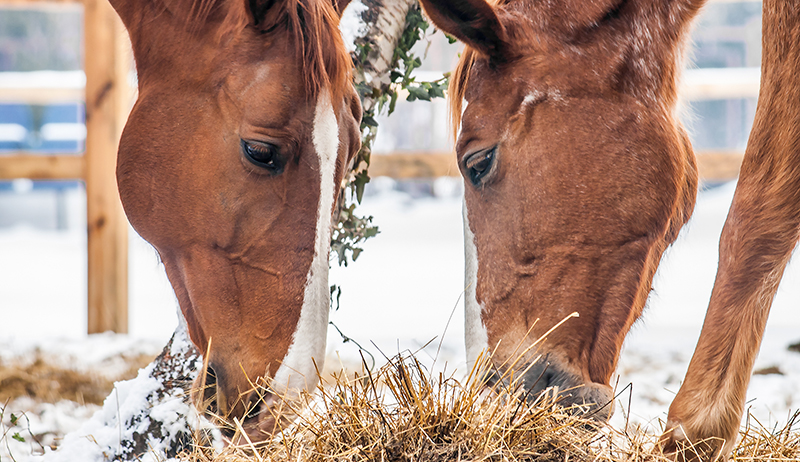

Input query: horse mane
[166,0,352,103]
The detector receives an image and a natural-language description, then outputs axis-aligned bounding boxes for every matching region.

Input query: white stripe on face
[272,90,339,394]
[463,198,488,367]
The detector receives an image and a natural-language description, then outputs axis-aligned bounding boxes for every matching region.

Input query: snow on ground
[1,177,799,461]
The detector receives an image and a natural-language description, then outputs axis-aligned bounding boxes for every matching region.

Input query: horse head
[110,0,360,441]
[420,0,700,419]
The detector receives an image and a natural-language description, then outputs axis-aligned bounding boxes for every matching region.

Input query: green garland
[331,5,454,267]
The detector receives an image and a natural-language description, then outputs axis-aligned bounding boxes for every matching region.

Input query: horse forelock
[448,0,703,145]
[447,1,518,143]
[449,47,476,143]
[164,0,352,104]
[284,0,353,104]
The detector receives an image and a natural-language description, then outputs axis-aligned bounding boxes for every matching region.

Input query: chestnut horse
[420,0,798,459]
[109,0,360,442]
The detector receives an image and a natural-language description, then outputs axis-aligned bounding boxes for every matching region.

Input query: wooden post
[83,0,129,333]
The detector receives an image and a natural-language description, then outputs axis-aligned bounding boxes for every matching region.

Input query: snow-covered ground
[1,177,799,460]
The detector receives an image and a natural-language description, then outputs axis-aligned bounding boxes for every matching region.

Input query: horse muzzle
[499,352,615,422]
[192,361,283,443]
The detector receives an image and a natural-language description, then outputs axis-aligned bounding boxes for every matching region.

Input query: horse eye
[464,147,497,187]
[241,139,284,174]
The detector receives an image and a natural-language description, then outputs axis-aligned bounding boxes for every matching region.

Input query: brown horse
[109,0,360,442]
[420,0,799,459]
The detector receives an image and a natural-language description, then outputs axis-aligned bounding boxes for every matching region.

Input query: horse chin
[187,367,281,445]
[225,395,287,446]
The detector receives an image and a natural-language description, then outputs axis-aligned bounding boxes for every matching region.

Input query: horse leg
[662,2,800,459]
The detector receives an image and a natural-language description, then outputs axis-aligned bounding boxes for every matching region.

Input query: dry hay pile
[732,413,800,461]
[179,351,800,462]
[0,350,153,406]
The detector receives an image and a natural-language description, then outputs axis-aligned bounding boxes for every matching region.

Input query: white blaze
[272,90,338,394]
[463,199,488,366]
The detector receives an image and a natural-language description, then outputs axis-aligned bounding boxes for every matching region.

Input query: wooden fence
[0,0,130,334]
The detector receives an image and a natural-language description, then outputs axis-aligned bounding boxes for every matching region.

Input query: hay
[0,351,153,405]
[179,350,800,462]
[732,411,800,461]
[182,351,630,462]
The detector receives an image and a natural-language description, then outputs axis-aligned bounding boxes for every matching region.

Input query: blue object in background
[0,104,34,151]
[39,103,86,153]
[0,103,85,230]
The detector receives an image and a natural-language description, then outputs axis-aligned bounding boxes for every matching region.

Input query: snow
[0,71,85,90]
[339,0,368,53]
[46,362,165,462]
[0,327,210,462]
[1,177,799,461]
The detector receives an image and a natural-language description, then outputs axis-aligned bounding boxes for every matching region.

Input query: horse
[108,0,361,443]
[419,0,798,459]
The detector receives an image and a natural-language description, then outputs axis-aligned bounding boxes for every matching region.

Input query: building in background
[0,6,84,229]
[687,0,761,152]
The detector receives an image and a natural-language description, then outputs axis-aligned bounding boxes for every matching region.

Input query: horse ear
[419,0,508,58]
[247,0,282,26]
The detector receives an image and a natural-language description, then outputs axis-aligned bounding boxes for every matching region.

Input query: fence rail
[0,154,84,179]
[369,150,744,182]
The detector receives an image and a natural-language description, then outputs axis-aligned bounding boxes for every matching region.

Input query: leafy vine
[330,4,454,267]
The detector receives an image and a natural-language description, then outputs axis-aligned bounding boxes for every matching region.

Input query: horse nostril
[243,389,273,423]
[244,396,263,422]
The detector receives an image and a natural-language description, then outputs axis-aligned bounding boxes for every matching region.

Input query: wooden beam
[0,154,84,179]
[0,87,84,104]
[370,152,460,178]
[84,0,129,334]
[696,151,745,182]
[369,150,745,183]
[0,0,81,5]
[681,68,760,101]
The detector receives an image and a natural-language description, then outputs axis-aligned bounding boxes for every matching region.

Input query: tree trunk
[349,0,418,113]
